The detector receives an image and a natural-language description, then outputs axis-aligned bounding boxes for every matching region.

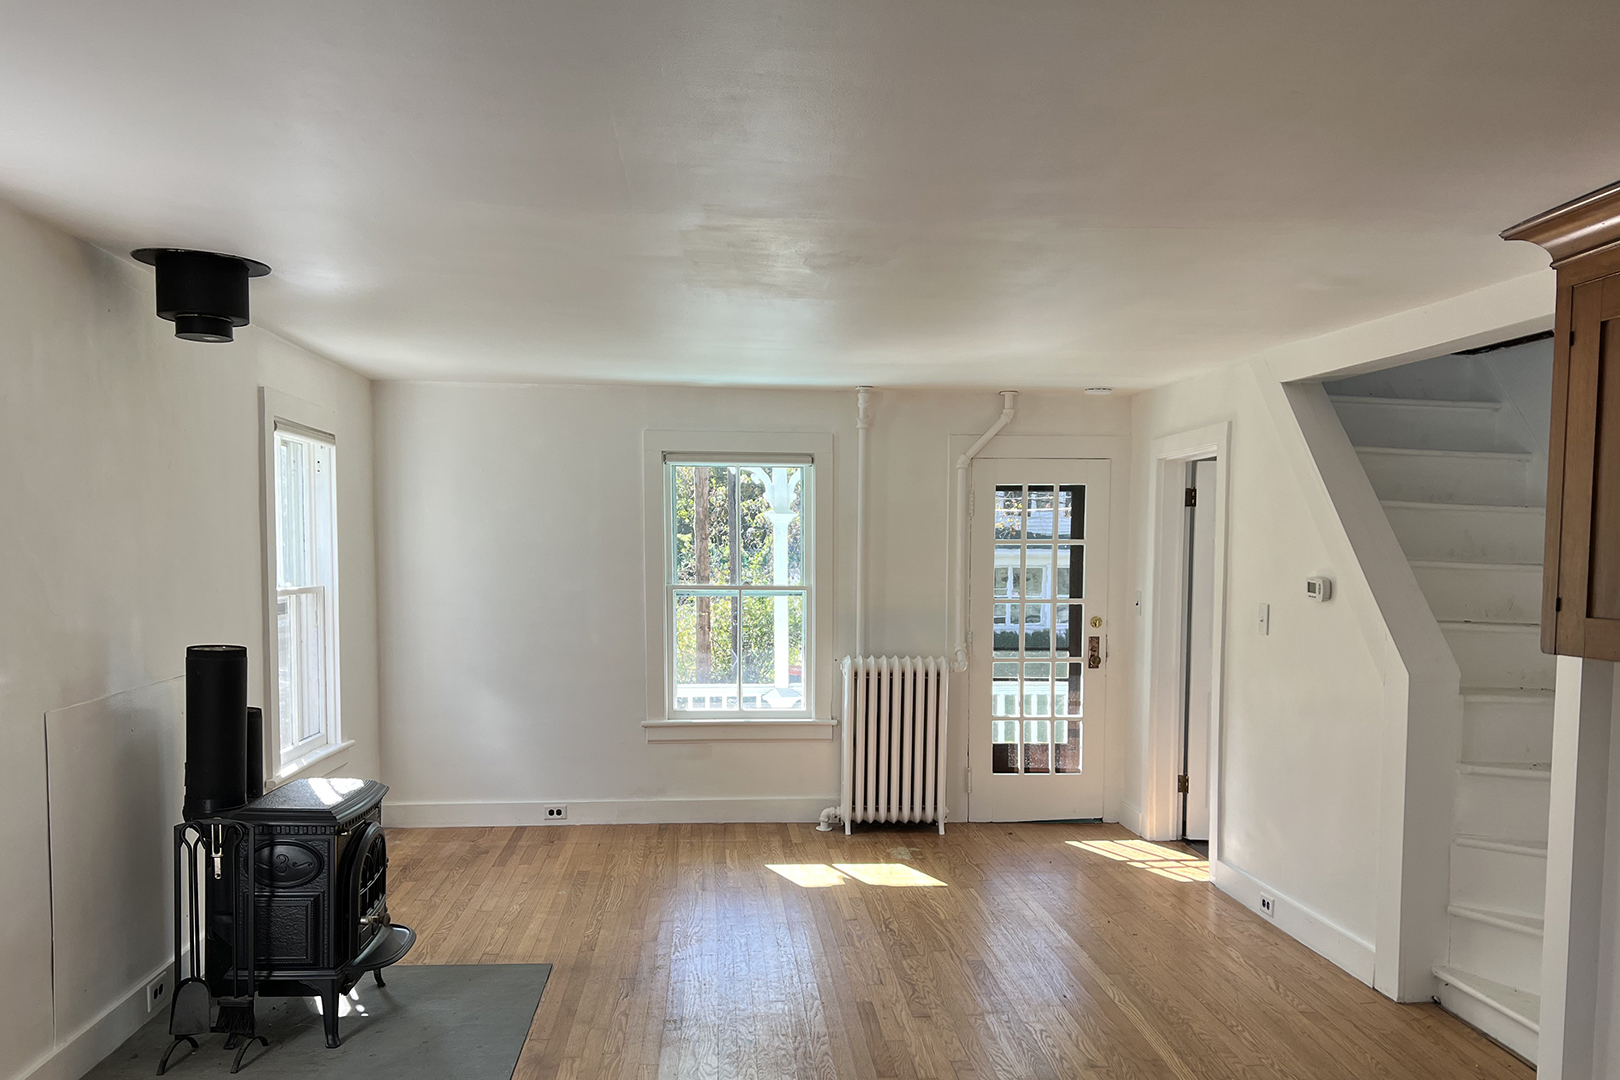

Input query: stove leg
[372,968,386,988]
[321,984,342,1048]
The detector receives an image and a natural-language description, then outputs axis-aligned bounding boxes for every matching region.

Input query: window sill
[643,719,837,742]
[271,739,356,788]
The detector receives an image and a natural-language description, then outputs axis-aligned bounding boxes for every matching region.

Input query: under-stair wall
[1327,338,1554,1063]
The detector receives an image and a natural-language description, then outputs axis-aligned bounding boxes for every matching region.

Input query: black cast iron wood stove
[163,647,414,1074]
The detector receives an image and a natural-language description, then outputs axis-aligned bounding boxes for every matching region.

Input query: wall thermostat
[1305,576,1333,602]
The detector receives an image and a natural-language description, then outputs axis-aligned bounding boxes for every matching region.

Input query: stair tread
[1449,903,1545,935]
[1439,619,1540,630]
[1410,559,1542,571]
[1433,966,1541,1029]
[1357,445,1532,460]
[1329,394,1502,410]
[1382,500,1545,513]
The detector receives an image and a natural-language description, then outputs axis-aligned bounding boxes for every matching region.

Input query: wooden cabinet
[1505,181,1620,659]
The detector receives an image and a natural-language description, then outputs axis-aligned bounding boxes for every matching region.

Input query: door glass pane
[1055,605,1073,658]
[994,486,1024,539]
[993,545,1022,597]
[672,591,737,707]
[1022,664,1051,717]
[1023,720,1051,773]
[1024,546,1053,598]
[1023,603,1051,657]
[1027,486,1055,540]
[991,663,1019,718]
[993,603,1019,657]
[1055,718,1082,774]
[1056,545,1082,599]
[1058,485,1085,540]
[992,720,1019,773]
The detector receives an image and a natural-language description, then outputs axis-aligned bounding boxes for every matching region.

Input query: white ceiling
[0,1,1615,388]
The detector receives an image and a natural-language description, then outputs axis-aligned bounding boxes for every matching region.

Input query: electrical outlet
[544,805,567,820]
[145,973,169,1013]
[1259,895,1275,919]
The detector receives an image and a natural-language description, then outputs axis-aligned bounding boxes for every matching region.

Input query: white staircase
[1329,374,1551,1063]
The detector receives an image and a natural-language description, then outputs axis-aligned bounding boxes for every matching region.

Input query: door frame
[945,433,1128,824]
[1143,423,1231,856]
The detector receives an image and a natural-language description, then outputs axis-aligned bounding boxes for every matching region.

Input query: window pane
[276,435,310,588]
[740,591,806,711]
[1023,603,1051,657]
[993,603,1019,657]
[672,591,738,706]
[1027,486,1055,540]
[278,587,327,751]
[671,465,733,584]
[737,466,804,586]
[994,486,1024,540]
[1058,485,1085,540]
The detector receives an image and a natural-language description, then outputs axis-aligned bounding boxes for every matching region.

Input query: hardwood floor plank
[388,822,1532,1080]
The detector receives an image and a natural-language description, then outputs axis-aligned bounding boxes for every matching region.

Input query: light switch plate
[1258,603,1270,636]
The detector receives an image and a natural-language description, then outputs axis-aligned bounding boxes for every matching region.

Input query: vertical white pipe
[855,387,872,660]
[953,391,1018,670]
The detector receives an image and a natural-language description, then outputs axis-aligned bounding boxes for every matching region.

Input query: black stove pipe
[184,645,249,819]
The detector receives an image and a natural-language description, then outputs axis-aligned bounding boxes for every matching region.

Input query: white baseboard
[1211,859,1377,987]
[385,795,838,828]
[13,957,175,1080]
[1117,800,1145,837]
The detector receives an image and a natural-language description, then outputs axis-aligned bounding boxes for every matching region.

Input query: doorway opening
[1178,459,1216,855]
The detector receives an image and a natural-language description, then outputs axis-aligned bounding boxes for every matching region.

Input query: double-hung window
[666,456,811,718]
[272,423,341,770]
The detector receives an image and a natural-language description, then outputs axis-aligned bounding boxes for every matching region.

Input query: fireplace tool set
[160,646,415,1074]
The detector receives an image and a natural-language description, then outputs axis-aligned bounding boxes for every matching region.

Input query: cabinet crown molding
[1503,179,1620,267]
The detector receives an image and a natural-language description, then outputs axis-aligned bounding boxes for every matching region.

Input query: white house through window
[667,459,810,717]
[273,425,340,767]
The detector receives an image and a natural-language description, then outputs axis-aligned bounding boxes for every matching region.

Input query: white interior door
[969,459,1110,821]
[1182,459,1215,842]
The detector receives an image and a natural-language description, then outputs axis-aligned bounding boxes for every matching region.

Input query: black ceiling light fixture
[130,248,271,343]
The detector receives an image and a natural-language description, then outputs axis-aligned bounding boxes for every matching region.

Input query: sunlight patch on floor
[766,862,948,888]
[1066,839,1211,882]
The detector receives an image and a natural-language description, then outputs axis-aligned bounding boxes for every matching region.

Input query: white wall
[372,382,1131,826]
[1123,363,1386,967]
[0,200,379,1080]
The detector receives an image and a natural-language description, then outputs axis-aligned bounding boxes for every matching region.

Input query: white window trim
[259,387,344,781]
[642,430,836,737]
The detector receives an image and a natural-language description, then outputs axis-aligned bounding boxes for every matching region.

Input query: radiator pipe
[854,387,873,660]
[953,391,1018,671]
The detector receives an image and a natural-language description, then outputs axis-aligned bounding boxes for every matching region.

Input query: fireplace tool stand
[160,819,267,1076]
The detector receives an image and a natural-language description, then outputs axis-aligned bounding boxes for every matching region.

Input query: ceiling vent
[131,248,271,342]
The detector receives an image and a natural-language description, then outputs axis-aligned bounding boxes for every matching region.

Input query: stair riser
[1443,625,1556,690]
[1359,451,1533,506]
[1455,773,1551,845]
[1434,980,1540,1063]
[1450,845,1547,918]
[1386,504,1546,564]
[1415,564,1541,623]
[1448,916,1543,994]
[1464,697,1554,764]
[1336,401,1507,453]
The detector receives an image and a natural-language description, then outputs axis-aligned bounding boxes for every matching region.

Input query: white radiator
[839,656,951,834]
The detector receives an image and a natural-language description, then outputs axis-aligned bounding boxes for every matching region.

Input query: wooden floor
[387,822,1532,1080]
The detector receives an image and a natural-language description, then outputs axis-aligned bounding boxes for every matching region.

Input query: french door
[969,459,1110,821]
